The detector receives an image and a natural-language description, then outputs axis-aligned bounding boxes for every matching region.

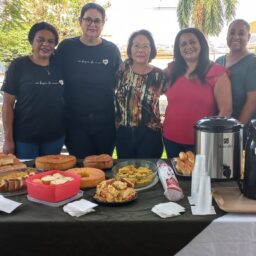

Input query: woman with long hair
[163,28,232,158]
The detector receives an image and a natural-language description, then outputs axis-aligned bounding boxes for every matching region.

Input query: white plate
[135,175,159,192]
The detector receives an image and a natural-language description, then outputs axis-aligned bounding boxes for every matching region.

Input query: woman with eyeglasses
[1,22,65,159]
[163,28,232,158]
[115,29,165,158]
[57,3,121,159]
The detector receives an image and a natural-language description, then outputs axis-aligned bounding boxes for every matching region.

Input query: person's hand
[115,122,120,129]
[3,139,15,154]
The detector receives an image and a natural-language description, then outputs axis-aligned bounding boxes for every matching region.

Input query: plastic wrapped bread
[157,160,184,201]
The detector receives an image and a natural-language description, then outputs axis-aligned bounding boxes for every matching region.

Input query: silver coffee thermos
[194,116,243,179]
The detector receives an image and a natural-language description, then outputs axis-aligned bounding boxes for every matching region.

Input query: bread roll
[175,151,195,176]
[179,152,187,161]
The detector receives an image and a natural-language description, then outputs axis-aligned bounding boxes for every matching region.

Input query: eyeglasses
[82,17,103,26]
[132,44,151,51]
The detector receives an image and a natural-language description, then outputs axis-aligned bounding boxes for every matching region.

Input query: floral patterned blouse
[115,64,165,130]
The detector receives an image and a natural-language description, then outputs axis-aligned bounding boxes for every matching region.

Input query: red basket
[26,170,81,202]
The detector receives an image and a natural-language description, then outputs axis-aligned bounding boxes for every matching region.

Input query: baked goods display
[94,178,137,203]
[67,167,105,188]
[114,165,155,187]
[33,173,74,186]
[175,151,195,176]
[35,154,76,170]
[83,154,113,169]
[26,170,81,202]
[0,153,27,174]
[0,169,36,192]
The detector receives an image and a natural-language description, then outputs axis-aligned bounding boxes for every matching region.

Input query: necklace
[29,55,51,75]
[45,67,51,75]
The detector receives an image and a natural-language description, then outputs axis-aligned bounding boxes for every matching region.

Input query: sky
[97,0,256,47]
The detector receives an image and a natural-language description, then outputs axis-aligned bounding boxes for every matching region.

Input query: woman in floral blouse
[115,29,165,159]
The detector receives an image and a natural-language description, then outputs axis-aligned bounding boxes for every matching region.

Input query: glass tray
[27,190,83,207]
[135,175,159,192]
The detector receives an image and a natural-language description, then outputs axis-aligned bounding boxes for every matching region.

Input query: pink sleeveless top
[163,63,228,144]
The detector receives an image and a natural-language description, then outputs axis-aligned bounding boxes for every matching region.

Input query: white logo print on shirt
[77,59,109,65]
[102,59,108,65]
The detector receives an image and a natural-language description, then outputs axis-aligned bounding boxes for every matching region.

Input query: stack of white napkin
[152,202,185,218]
[0,195,22,213]
[63,199,98,217]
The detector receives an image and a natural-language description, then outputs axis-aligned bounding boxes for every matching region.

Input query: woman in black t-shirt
[57,3,121,159]
[1,22,65,159]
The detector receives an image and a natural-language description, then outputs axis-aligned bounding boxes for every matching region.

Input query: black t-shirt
[1,56,65,143]
[57,37,121,125]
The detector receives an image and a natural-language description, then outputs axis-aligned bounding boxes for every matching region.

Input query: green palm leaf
[177,0,238,37]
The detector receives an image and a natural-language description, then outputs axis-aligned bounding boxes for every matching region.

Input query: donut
[35,155,76,170]
[67,167,105,188]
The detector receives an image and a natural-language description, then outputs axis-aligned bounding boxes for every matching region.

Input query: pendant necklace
[29,55,51,75]
[45,67,51,75]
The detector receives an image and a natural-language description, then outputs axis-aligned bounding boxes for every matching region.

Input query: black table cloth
[0,162,227,256]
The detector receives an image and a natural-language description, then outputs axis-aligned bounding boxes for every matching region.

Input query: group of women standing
[1,3,256,160]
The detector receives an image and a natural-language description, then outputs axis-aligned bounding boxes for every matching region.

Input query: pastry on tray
[35,154,76,170]
[175,151,195,176]
[94,178,137,203]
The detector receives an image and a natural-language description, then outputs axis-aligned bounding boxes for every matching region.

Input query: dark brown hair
[127,29,157,63]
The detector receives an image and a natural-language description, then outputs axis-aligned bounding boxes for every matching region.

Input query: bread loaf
[0,169,36,192]
[35,155,76,170]
[83,154,113,169]
[0,153,27,174]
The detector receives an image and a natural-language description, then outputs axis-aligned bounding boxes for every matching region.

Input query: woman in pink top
[163,28,232,158]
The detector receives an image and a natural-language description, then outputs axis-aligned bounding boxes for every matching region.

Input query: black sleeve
[1,58,21,96]
[112,44,122,71]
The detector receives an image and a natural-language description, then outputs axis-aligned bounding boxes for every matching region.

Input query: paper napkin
[152,202,185,218]
[0,195,22,213]
[63,199,98,217]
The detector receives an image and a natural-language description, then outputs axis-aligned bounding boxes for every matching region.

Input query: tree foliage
[0,0,110,63]
[177,0,238,36]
